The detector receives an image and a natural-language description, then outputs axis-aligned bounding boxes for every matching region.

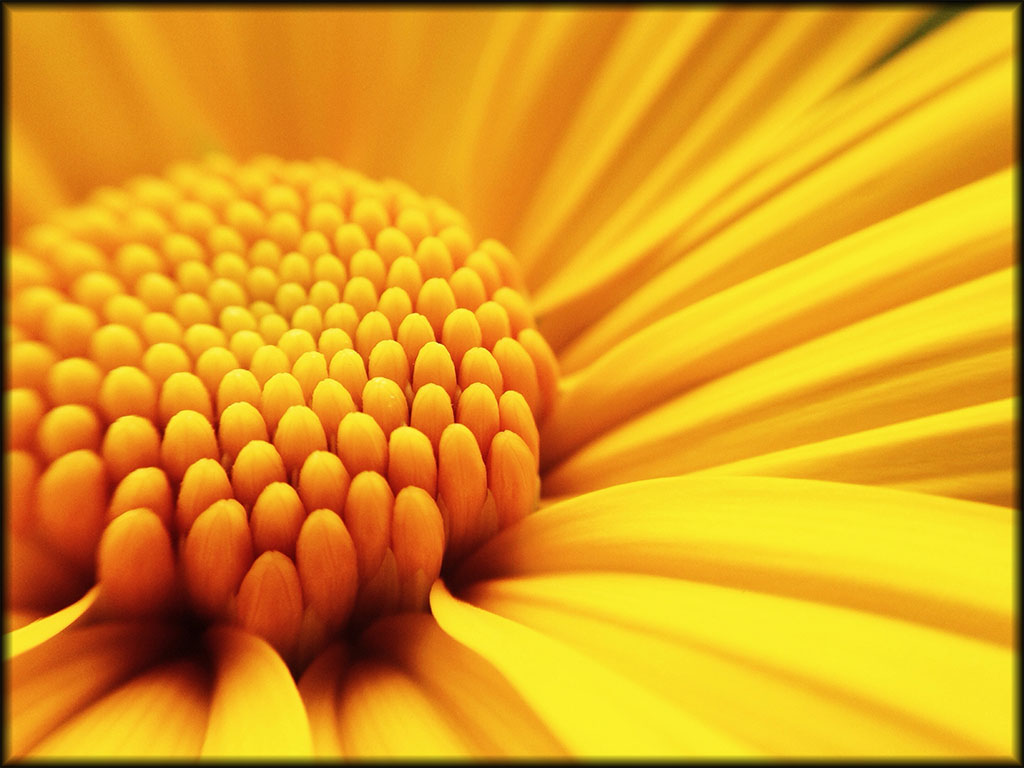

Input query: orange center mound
[8,155,559,668]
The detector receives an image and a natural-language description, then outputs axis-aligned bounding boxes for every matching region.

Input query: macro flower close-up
[3,5,1018,760]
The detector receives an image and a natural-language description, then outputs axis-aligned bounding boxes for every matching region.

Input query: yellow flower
[4,6,1017,759]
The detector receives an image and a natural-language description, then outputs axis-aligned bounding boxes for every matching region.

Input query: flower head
[11,156,561,671]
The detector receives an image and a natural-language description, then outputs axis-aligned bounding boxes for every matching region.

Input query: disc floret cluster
[8,155,558,667]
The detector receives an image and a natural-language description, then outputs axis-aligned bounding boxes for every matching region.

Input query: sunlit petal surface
[7,622,191,756]
[4,5,1017,760]
[201,626,314,757]
[453,573,1011,756]
[457,477,1013,645]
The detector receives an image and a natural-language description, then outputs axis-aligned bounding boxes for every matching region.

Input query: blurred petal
[8,610,43,633]
[430,580,755,757]
[6,621,188,758]
[481,7,719,256]
[7,532,92,614]
[7,587,98,657]
[297,643,348,759]
[362,613,567,757]
[335,658,475,757]
[93,11,223,154]
[691,398,1016,507]
[551,164,1012,403]
[28,659,210,758]
[8,10,199,203]
[201,625,313,758]
[463,573,1013,756]
[459,476,1013,646]
[459,10,625,242]
[521,8,924,290]
[535,10,1014,352]
[543,168,1014,470]
[545,267,1013,494]
[8,119,69,233]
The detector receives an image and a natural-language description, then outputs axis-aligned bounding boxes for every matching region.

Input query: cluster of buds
[8,155,558,666]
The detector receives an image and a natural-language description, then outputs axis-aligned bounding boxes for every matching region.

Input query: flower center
[8,155,558,668]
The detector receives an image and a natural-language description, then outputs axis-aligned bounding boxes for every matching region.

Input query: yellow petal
[542,169,1014,466]
[460,476,1013,646]
[28,659,210,758]
[790,9,1014,151]
[464,573,1014,756]
[685,9,1015,260]
[460,10,626,243]
[534,11,1014,351]
[8,10,196,210]
[430,580,755,757]
[544,267,1014,491]
[382,11,505,205]
[335,657,476,758]
[8,118,69,233]
[557,163,1013,381]
[7,610,44,632]
[296,643,347,759]
[93,11,221,155]
[510,7,722,268]
[7,532,92,613]
[363,612,567,757]
[691,398,1016,507]
[6,621,188,758]
[6,587,98,658]
[200,625,313,758]
[520,8,924,286]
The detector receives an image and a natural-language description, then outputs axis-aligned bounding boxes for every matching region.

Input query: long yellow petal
[7,611,44,633]
[363,612,567,757]
[544,267,1014,488]
[296,644,348,759]
[679,9,1014,258]
[7,532,92,613]
[28,659,210,758]
[557,164,1014,376]
[464,573,1014,756]
[6,621,188,758]
[511,7,722,270]
[520,8,924,285]
[430,580,756,757]
[545,53,1014,350]
[335,657,476,758]
[200,625,314,758]
[381,11,507,205]
[458,476,1013,646]
[543,170,1013,466]
[534,11,1014,352]
[6,587,98,658]
[449,10,525,205]
[94,11,223,156]
[690,398,1016,507]
[8,10,191,211]
[463,10,627,244]
[7,119,70,233]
